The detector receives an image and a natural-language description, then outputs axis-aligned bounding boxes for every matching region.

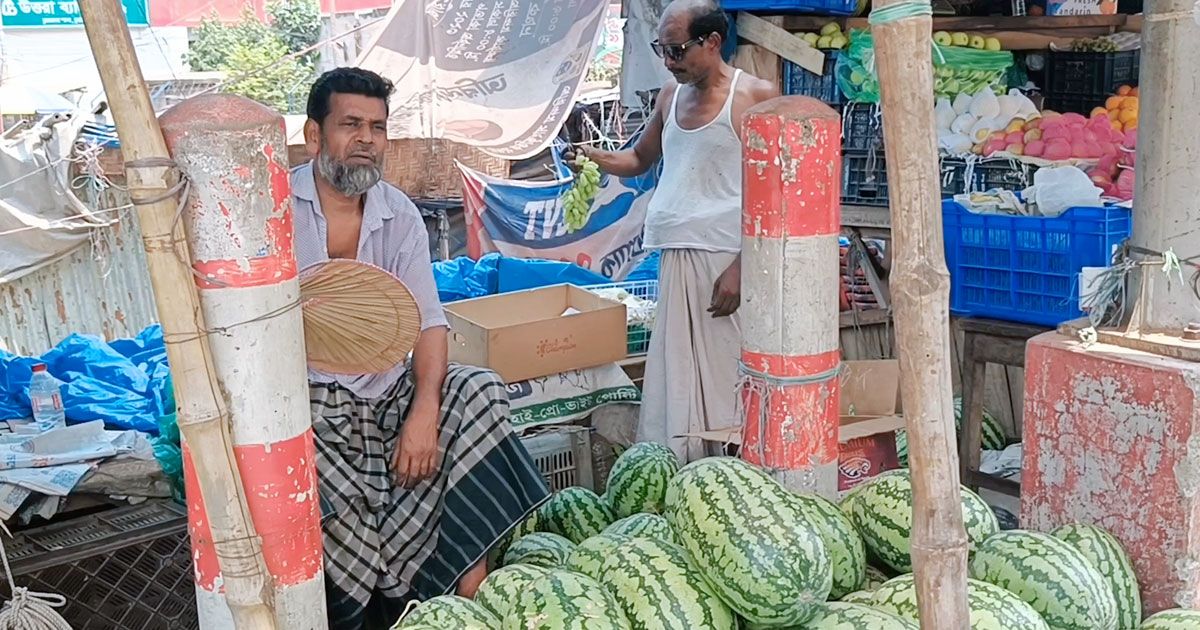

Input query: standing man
[576,0,778,461]
[293,67,549,629]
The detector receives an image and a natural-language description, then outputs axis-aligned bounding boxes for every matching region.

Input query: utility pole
[869,0,972,627]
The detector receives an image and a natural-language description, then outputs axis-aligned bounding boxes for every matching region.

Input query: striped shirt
[292,161,448,400]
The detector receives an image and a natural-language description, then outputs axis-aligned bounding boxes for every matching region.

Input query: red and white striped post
[160,94,327,629]
[739,97,843,499]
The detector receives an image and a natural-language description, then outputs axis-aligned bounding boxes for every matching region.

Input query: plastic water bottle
[28,364,66,432]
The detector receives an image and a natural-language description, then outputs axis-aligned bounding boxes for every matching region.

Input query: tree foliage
[184,0,320,113]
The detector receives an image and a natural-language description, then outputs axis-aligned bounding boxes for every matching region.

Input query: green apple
[820,21,842,36]
[830,35,848,49]
[951,32,970,46]
[969,35,986,50]
[933,31,953,47]
[984,37,1003,51]
[803,32,820,46]
[816,35,833,49]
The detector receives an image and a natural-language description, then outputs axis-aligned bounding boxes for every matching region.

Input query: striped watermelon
[395,595,499,629]
[870,573,1050,629]
[864,566,891,591]
[1140,609,1200,629]
[848,470,999,573]
[604,442,680,518]
[491,508,541,567]
[475,563,550,619]
[665,457,832,627]
[1053,523,1141,630]
[539,487,617,543]
[894,398,1006,465]
[389,625,437,630]
[790,492,867,599]
[970,530,1119,630]
[597,537,737,629]
[808,602,918,629]
[503,569,631,630]
[839,590,877,605]
[566,533,631,579]
[502,531,575,568]
[602,513,675,542]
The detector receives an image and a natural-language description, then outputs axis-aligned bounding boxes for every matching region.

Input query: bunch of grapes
[562,154,601,233]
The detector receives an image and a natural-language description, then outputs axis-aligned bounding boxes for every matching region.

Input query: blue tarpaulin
[433,253,612,303]
[0,325,170,434]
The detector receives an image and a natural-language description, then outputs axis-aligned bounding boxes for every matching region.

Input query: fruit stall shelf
[842,150,890,208]
[783,53,844,106]
[778,15,1136,51]
[940,157,1040,197]
[1043,49,1140,115]
[722,0,859,16]
[943,200,1132,327]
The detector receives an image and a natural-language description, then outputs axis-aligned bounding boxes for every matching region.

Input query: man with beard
[292,68,549,629]
[574,0,777,462]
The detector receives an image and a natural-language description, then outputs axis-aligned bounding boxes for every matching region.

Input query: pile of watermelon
[391,442,1193,630]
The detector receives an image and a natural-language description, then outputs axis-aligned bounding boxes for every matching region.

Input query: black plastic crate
[783,51,844,105]
[940,157,1040,196]
[842,103,884,153]
[1044,49,1140,113]
[842,150,889,207]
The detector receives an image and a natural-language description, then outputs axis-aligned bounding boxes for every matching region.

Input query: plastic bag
[1023,166,1102,217]
[837,30,1015,103]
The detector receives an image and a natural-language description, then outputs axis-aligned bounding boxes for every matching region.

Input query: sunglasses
[650,35,707,62]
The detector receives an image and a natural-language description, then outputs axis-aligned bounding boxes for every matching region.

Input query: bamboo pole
[78,1,277,627]
[868,1,971,627]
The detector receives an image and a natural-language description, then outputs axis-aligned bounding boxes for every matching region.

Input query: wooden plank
[782,14,1127,32]
[842,204,892,230]
[736,12,825,75]
[1057,318,1200,362]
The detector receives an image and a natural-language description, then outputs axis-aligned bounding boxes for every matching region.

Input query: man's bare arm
[581,83,675,177]
[411,326,448,411]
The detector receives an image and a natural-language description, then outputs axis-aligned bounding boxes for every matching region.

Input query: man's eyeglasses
[651,36,706,62]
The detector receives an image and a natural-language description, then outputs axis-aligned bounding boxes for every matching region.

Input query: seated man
[293,67,550,629]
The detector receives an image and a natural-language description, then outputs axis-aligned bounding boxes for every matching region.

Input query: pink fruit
[1100,142,1119,157]
[1005,131,1025,145]
[1122,129,1138,149]
[1097,154,1119,176]
[1081,129,1098,144]
[1024,119,1043,130]
[983,138,1008,156]
[1116,169,1135,199]
[1107,127,1125,143]
[1120,149,1136,167]
[1042,126,1070,142]
[1006,143,1025,156]
[1024,139,1046,157]
[1024,128,1043,143]
[1044,139,1072,161]
[1089,171,1112,187]
[1070,141,1091,158]
[1062,112,1088,126]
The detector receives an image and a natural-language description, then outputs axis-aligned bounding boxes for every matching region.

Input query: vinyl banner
[358,0,607,160]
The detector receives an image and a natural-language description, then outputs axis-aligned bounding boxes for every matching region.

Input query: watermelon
[839,590,877,605]
[597,537,737,629]
[604,442,680,518]
[848,470,999,573]
[1140,609,1200,629]
[502,569,631,630]
[970,530,1119,630]
[566,533,631,579]
[394,595,498,629]
[807,602,918,629]
[664,457,832,627]
[539,487,617,543]
[502,531,575,568]
[1053,523,1141,630]
[389,625,437,630]
[864,566,891,591]
[474,563,550,619]
[603,513,675,542]
[894,398,1006,465]
[490,508,541,567]
[870,573,1050,629]
[791,492,868,599]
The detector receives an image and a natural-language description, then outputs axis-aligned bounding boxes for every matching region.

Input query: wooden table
[956,317,1051,496]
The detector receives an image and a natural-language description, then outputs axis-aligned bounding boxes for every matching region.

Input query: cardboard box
[678,360,906,492]
[444,284,627,383]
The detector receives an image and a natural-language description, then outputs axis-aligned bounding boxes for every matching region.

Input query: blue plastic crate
[943,201,1131,327]
[721,0,858,15]
[783,52,843,105]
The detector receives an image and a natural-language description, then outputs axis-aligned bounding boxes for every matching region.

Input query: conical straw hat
[299,259,423,375]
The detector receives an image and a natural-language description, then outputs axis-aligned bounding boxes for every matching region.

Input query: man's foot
[456,559,488,598]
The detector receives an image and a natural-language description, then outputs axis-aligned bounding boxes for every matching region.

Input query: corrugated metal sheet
[0,188,158,356]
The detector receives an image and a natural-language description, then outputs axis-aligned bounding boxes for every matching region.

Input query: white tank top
[643,69,743,253]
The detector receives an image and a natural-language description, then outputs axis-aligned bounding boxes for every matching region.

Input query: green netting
[836,29,1015,103]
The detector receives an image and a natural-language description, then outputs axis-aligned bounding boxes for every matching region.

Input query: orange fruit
[1110,118,1124,131]
[1105,96,1124,110]
[1117,85,1133,96]
[1118,109,1138,124]
[1091,106,1110,119]
[1130,87,1139,97]
[1120,96,1138,111]
[1123,120,1138,132]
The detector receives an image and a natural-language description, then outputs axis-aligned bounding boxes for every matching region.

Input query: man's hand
[392,402,440,488]
[561,143,593,172]
[709,257,741,317]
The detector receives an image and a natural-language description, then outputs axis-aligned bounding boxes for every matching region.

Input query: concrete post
[1130,0,1200,332]
[738,97,842,499]
[160,95,327,629]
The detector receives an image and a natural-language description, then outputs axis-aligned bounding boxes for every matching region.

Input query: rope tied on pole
[736,362,844,472]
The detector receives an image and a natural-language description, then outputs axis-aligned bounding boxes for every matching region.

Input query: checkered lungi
[310,363,549,629]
